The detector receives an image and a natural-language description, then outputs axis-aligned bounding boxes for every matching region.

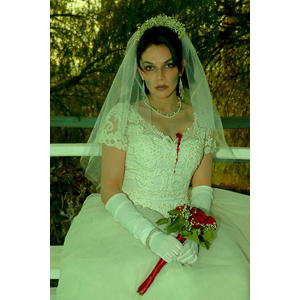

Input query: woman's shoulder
[101,103,133,127]
[112,102,132,110]
[106,102,133,117]
[108,102,142,124]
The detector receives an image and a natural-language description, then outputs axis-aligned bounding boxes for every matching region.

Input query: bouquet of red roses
[137,204,217,295]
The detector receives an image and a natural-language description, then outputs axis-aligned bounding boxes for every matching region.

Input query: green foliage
[188,229,201,244]
[50,157,96,245]
[50,0,250,120]
[203,228,214,242]
[166,215,186,234]
[168,209,181,215]
[212,162,250,195]
[156,217,168,225]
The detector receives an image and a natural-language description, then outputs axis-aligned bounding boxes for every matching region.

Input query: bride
[56,15,250,300]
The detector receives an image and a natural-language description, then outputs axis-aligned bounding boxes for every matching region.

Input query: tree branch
[50,49,121,94]
[50,13,85,19]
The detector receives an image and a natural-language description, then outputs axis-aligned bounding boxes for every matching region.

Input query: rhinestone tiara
[135,15,186,43]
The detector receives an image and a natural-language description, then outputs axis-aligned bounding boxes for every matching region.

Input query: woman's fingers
[177,240,199,264]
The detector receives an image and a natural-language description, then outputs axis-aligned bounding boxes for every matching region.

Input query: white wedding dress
[56,104,250,300]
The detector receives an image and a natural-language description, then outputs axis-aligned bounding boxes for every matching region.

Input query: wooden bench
[50,245,63,299]
[51,246,63,280]
[50,287,58,300]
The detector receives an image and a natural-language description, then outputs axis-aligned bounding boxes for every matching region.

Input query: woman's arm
[190,153,213,215]
[100,144,126,204]
[191,153,212,187]
[100,143,184,263]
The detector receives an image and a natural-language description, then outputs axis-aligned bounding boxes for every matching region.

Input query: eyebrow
[142,58,173,65]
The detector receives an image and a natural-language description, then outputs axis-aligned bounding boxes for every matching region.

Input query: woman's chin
[149,89,177,100]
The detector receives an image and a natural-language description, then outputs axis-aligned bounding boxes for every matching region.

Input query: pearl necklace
[143,96,182,118]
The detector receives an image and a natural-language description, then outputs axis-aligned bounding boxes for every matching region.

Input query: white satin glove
[105,193,182,263]
[190,185,213,215]
[148,230,183,263]
[177,239,199,265]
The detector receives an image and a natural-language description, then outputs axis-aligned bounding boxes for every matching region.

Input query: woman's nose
[157,68,165,80]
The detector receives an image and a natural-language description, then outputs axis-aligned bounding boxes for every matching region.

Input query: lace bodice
[98,103,216,217]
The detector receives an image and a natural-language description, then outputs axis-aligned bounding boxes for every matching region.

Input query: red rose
[208,216,216,225]
[197,210,208,224]
[190,207,198,215]
[190,216,202,229]
[190,209,208,229]
[207,216,217,229]
[175,205,185,211]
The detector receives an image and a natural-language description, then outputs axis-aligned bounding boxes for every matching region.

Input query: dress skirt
[56,188,250,300]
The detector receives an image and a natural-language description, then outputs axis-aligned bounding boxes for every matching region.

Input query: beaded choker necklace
[143,96,182,118]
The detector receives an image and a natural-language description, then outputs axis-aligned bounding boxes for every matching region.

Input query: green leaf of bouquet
[199,241,209,250]
[181,231,192,236]
[156,218,168,225]
[168,209,180,215]
[202,228,214,242]
[167,217,172,226]
[205,242,211,250]
[187,230,200,244]
[166,216,185,234]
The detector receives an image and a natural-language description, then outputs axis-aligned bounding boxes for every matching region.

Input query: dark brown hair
[137,26,184,73]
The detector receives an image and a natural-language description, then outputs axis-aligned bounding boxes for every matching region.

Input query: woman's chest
[125,125,205,174]
[148,112,194,141]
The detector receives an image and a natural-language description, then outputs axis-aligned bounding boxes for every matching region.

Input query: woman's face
[138,44,184,100]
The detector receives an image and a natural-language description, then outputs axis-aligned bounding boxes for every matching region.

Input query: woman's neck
[148,93,179,114]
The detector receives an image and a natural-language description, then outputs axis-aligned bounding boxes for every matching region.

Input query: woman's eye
[145,66,154,71]
[165,63,174,68]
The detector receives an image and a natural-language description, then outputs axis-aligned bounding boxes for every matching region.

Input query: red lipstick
[155,85,168,91]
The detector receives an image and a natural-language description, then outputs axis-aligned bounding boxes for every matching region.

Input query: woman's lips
[155,85,168,91]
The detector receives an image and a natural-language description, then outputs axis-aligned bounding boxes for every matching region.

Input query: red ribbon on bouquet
[137,234,186,295]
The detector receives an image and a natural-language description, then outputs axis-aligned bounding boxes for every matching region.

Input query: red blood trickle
[174,133,182,173]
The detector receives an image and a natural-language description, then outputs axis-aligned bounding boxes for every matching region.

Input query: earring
[179,77,184,101]
[142,80,148,102]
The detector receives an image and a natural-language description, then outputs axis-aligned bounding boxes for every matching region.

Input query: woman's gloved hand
[148,231,183,263]
[177,239,199,265]
[105,193,182,263]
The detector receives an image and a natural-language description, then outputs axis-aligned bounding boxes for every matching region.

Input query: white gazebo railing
[50,143,250,162]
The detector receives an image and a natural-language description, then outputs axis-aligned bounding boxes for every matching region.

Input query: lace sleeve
[204,128,216,154]
[96,103,129,151]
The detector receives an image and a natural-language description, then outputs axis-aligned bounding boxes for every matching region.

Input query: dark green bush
[50,157,96,245]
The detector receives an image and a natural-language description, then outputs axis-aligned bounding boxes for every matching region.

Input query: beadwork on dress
[98,103,216,217]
